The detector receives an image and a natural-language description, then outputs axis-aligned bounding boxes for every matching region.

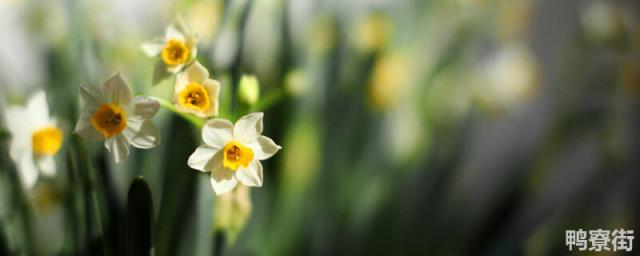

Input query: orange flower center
[32,127,63,155]
[92,104,127,138]
[161,39,190,66]
[222,141,254,170]
[178,83,210,112]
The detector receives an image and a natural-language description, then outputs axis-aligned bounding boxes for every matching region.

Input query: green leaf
[125,176,154,256]
[154,116,200,256]
[152,61,171,86]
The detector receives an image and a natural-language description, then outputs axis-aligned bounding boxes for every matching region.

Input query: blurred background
[1,0,639,255]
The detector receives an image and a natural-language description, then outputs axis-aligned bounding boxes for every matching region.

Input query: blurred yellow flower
[4,91,62,188]
[74,74,161,163]
[188,112,281,195]
[141,16,198,74]
[308,15,336,54]
[368,53,409,110]
[356,12,392,52]
[173,61,221,118]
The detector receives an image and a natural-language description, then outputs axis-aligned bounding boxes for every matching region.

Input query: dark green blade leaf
[125,176,154,256]
[152,61,171,86]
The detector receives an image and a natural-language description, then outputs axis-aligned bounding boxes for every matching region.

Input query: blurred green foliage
[0,0,639,255]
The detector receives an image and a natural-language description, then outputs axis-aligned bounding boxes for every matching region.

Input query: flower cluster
[5,17,280,196]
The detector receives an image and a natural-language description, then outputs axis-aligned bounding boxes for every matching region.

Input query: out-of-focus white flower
[188,112,281,195]
[173,61,221,118]
[368,52,410,110]
[141,16,198,73]
[581,1,622,42]
[74,73,161,163]
[5,91,62,188]
[481,44,539,108]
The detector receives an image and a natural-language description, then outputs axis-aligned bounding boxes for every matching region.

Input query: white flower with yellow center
[5,91,63,188]
[141,16,198,74]
[173,61,220,118]
[74,74,161,163]
[188,112,281,195]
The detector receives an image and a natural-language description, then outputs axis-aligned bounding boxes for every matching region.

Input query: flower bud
[214,185,252,245]
[237,75,260,106]
[285,69,307,97]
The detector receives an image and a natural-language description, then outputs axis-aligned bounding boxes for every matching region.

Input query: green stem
[252,88,285,113]
[0,129,9,139]
[150,96,206,129]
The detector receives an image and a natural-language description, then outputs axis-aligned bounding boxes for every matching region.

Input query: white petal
[186,35,198,62]
[166,15,189,40]
[5,106,31,139]
[184,61,209,83]
[37,156,56,176]
[101,73,132,105]
[233,112,264,144]
[187,146,219,172]
[235,160,263,187]
[165,25,185,42]
[105,134,130,163]
[174,72,190,94]
[19,152,38,189]
[132,96,160,119]
[124,119,161,149]
[5,107,32,161]
[202,79,220,117]
[248,135,282,160]
[79,85,104,112]
[26,90,50,127]
[140,38,165,57]
[167,63,186,74]
[202,119,233,148]
[210,166,237,195]
[9,133,29,164]
[74,112,103,140]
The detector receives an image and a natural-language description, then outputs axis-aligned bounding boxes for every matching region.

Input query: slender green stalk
[0,129,9,139]
[252,88,285,113]
[149,96,206,129]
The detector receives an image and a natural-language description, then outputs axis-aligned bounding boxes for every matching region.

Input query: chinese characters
[566,229,634,252]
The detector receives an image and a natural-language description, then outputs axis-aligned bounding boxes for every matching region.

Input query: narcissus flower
[141,16,198,73]
[188,112,281,195]
[74,74,161,163]
[5,91,63,188]
[173,61,220,118]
